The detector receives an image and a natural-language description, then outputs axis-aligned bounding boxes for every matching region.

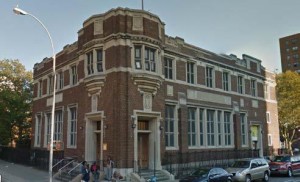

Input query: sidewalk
[0,159,59,182]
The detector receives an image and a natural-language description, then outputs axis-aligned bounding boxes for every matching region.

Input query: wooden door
[138,133,149,169]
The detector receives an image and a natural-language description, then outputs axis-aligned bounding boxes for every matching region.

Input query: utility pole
[142,0,144,10]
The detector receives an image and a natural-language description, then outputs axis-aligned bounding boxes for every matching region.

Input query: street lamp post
[13,6,56,182]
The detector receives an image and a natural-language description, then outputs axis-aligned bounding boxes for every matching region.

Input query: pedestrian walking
[105,156,114,180]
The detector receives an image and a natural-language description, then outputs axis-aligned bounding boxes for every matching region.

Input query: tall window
[97,50,103,72]
[268,134,273,146]
[237,76,244,94]
[45,113,51,147]
[165,105,175,147]
[54,110,63,141]
[87,51,94,75]
[217,111,222,146]
[240,113,247,146]
[264,84,270,99]
[224,112,232,146]
[222,72,229,91]
[187,62,195,84]
[38,80,42,97]
[188,108,196,146]
[206,67,214,88]
[207,110,215,146]
[58,71,64,90]
[250,79,256,96]
[68,107,77,147]
[164,57,173,79]
[199,109,204,146]
[71,65,78,85]
[34,114,42,147]
[48,75,53,94]
[266,112,271,123]
[145,47,156,72]
[134,46,157,72]
[134,46,142,69]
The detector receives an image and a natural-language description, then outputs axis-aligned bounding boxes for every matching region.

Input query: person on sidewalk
[90,161,100,182]
[105,156,114,181]
[81,161,90,182]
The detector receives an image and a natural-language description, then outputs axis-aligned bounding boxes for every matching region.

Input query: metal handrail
[68,162,82,175]
[58,159,75,173]
[52,159,65,169]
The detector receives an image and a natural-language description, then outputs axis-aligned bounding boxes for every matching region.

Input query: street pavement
[0,159,58,182]
[2,159,300,182]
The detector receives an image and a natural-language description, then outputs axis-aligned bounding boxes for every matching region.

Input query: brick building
[32,8,279,176]
[279,33,300,73]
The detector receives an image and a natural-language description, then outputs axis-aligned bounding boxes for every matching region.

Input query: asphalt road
[268,175,300,182]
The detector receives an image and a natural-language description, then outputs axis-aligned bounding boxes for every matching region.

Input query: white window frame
[54,110,63,142]
[38,80,42,98]
[237,75,244,94]
[187,62,196,84]
[57,71,64,90]
[165,104,179,150]
[217,111,223,146]
[206,110,215,146]
[199,108,205,147]
[240,113,248,147]
[188,107,197,147]
[250,79,257,97]
[266,112,271,123]
[222,71,230,91]
[48,75,53,95]
[68,106,77,148]
[206,66,214,88]
[268,134,273,146]
[224,111,232,146]
[34,114,42,147]
[164,57,174,80]
[44,113,51,148]
[86,51,94,75]
[134,45,158,73]
[70,65,78,86]
[86,48,105,76]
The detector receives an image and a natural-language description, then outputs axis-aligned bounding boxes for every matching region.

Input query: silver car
[226,158,270,182]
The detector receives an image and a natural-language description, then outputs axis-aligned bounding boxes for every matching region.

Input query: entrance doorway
[138,133,149,169]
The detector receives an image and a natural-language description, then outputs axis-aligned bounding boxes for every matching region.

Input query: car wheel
[263,171,269,182]
[227,177,232,182]
[287,168,293,177]
[245,175,251,182]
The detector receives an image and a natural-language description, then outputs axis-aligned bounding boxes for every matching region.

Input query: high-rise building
[279,33,300,73]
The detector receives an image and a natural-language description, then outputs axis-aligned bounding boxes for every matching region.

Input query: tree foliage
[276,71,300,152]
[0,59,33,146]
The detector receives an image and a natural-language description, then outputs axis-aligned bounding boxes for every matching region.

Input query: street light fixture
[13,6,56,182]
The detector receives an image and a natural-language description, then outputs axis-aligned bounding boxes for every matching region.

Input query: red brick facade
[31,8,279,171]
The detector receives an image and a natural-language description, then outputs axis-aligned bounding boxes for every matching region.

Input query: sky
[1,0,300,72]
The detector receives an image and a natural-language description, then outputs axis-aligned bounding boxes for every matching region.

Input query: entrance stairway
[138,170,171,181]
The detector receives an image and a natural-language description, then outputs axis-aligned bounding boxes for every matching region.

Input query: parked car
[269,155,300,177]
[226,158,270,182]
[179,167,233,182]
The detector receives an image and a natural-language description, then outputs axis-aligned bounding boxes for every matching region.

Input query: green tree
[0,59,33,147]
[276,71,300,153]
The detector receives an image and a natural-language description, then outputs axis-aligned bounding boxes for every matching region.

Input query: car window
[260,159,267,166]
[232,160,250,168]
[192,169,209,177]
[217,168,227,175]
[209,168,218,175]
[250,160,259,168]
[274,156,291,162]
